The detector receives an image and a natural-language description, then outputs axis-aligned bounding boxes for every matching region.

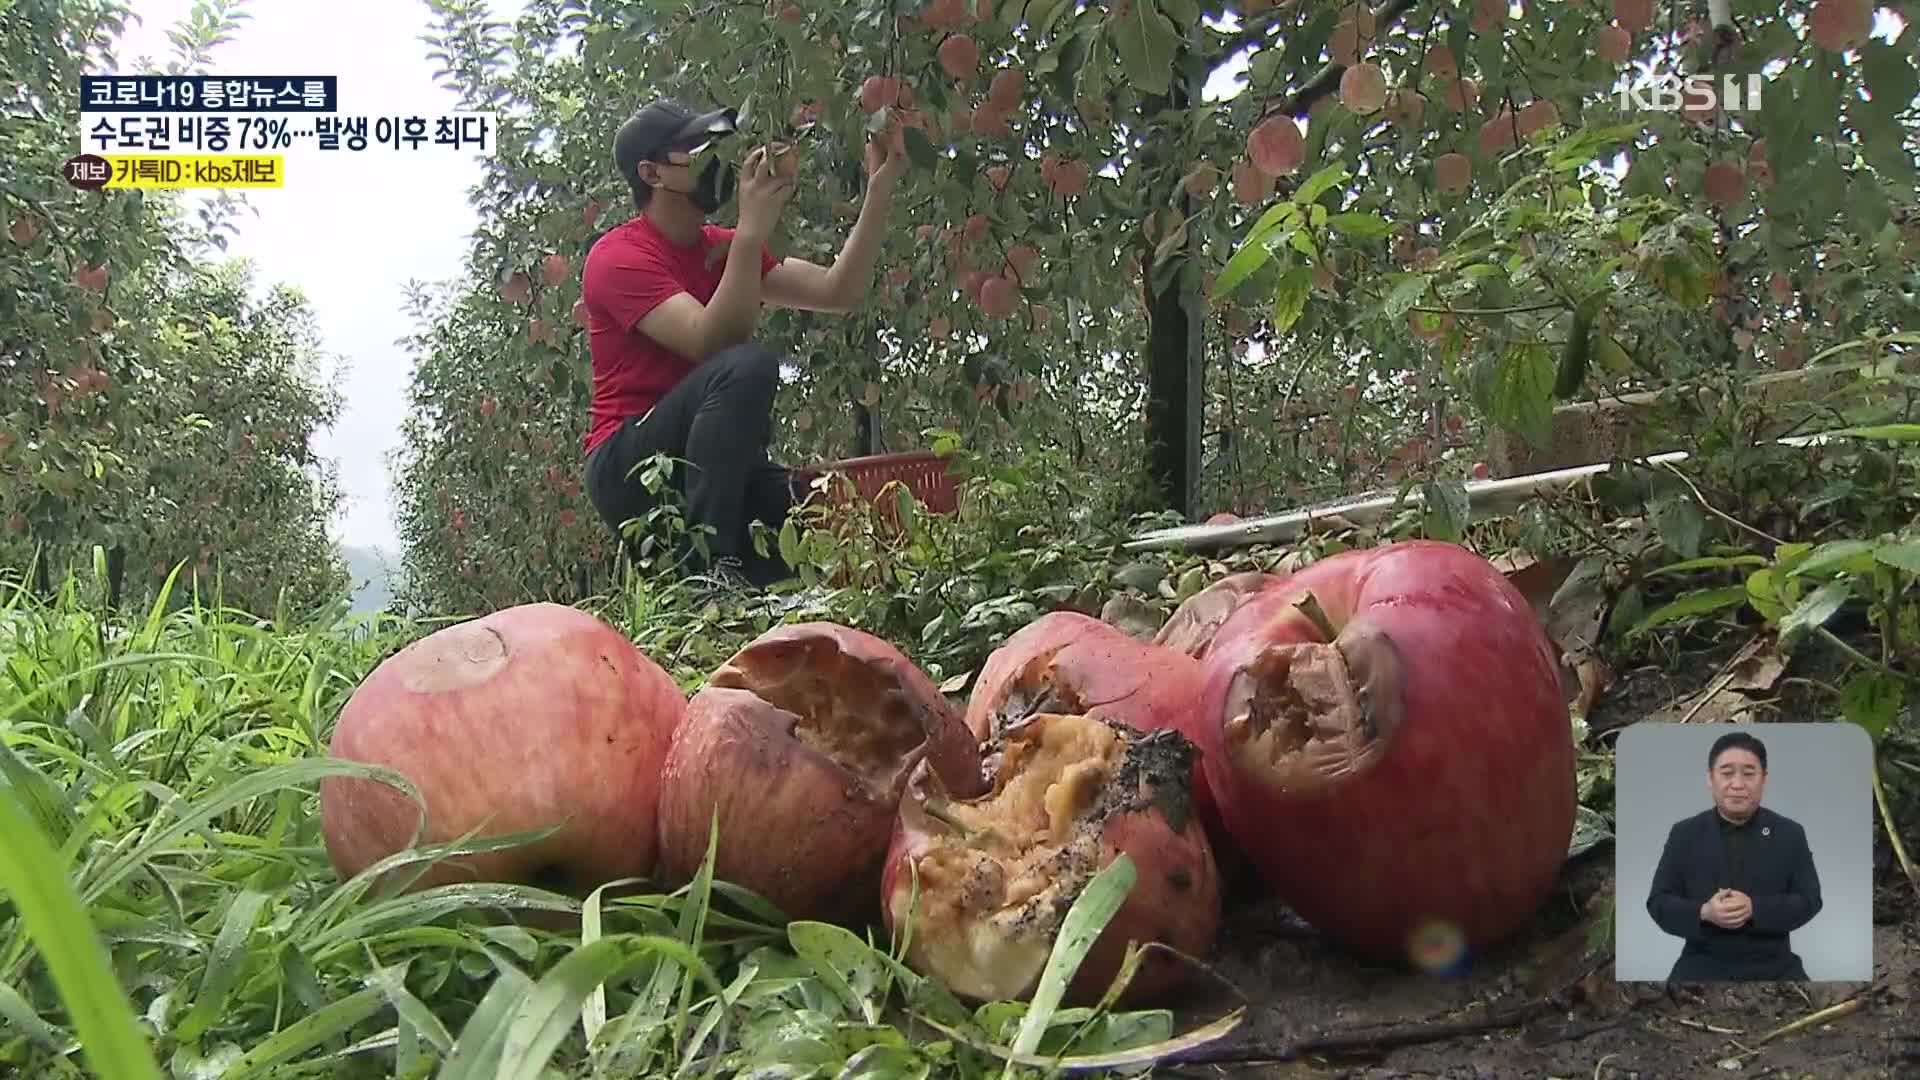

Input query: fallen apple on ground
[882,712,1220,1007]
[319,602,686,895]
[655,621,985,924]
[964,610,1227,851]
[1190,540,1575,966]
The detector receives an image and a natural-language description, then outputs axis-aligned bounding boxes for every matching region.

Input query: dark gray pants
[583,342,797,585]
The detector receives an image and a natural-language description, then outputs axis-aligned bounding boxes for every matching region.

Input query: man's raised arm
[763,126,908,314]
[637,146,792,363]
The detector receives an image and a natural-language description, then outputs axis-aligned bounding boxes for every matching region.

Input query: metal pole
[1122,433,1841,553]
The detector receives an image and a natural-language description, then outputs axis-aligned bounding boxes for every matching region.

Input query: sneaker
[693,555,759,599]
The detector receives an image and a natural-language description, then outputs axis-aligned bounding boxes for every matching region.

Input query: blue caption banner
[80,76,337,113]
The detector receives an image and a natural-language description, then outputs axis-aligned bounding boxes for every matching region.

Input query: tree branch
[1259,0,1423,122]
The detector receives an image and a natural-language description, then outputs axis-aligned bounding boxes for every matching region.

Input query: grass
[0,565,1241,1078]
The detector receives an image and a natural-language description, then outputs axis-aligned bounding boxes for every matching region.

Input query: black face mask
[691,155,736,214]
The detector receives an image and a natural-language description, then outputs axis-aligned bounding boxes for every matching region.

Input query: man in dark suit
[1645,731,1824,981]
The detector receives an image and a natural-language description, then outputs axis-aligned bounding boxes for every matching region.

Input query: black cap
[614,100,738,185]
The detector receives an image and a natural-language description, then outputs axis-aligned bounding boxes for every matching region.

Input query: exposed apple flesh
[656,622,984,924]
[1193,540,1575,965]
[964,611,1228,851]
[883,713,1219,1007]
[319,602,686,895]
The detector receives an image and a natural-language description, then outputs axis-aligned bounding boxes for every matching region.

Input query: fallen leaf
[1722,633,1787,693]
[1100,593,1164,641]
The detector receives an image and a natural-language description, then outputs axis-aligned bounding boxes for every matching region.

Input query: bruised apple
[883,713,1219,1007]
[1192,540,1574,966]
[319,603,686,894]
[655,622,984,924]
[964,611,1226,848]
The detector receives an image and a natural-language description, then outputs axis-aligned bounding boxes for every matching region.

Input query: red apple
[979,274,1020,318]
[882,712,1220,1006]
[1190,540,1574,965]
[319,603,687,894]
[654,622,985,924]
[938,33,979,79]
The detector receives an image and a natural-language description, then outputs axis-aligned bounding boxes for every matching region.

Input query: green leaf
[222,986,390,1079]
[903,127,939,171]
[787,921,888,1023]
[1325,211,1394,240]
[1157,0,1201,29]
[778,518,800,569]
[1625,587,1748,638]
[1492,344,1557,447]
[1210,233,1279,299]
[1593,333,1634,375]
[1381,273,1429,319]
[1646,554,1770,577]
[1418,479,1471,542]
[1111,0,1180,97]
[1873,542,1920,575]
[0,787,164,1080]
[1861,41,1919,128]
[1790,539,1880,578]
[1291,163,1348,207]
[1796,53,1845,139]
[1027,0,1076,36]
[1009,853,1137,1057]
[1777,579,1851,647]
[1239,200,1300,249]
[172,888,272,1044]
[1828,423,1920,442]
[1654,495,1705,560]
[492,935,721,1080]
[1840,674,1903,741]
[1271,263,1312,332]
[1744,567,1790,622]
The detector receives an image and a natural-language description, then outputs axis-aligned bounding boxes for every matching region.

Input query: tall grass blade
[1007,852,1136,1061]
[0,785,164,1080]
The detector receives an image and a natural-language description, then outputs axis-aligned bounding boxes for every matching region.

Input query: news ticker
[68,75,496,190]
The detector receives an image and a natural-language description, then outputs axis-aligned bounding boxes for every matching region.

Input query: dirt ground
[1165,634,1919,1079]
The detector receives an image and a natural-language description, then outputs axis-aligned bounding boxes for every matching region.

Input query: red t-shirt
[579,214,781,456]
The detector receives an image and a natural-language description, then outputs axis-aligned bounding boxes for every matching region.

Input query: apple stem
[1294,591,1339,641]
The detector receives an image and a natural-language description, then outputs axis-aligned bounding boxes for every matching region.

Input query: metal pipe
[1122,433,1839,553]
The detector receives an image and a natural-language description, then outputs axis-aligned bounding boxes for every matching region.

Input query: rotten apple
[1191,540,1575,966]
[655,622,984,924]
[965,611,1228,851]
[319,602,687,895]
[882,713,1220,1007]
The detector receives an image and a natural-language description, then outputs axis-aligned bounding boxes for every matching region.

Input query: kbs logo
[1618,73,1765,114]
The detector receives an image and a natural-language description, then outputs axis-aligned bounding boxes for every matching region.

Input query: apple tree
[1,0,353,617]
[393,0,1917,604]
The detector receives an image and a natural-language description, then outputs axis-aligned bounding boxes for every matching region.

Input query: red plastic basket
[793,450,961,516]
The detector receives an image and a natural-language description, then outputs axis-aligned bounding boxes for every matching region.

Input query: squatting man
[578,99,909,590]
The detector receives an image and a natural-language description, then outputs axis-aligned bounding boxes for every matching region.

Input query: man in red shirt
[581,98,907,588]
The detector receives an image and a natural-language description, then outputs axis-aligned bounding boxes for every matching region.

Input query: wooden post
[1142,28,1208,520]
